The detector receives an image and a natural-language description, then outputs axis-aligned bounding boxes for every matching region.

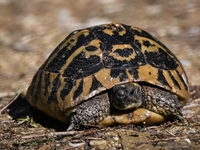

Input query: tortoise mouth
[110,97,142,111]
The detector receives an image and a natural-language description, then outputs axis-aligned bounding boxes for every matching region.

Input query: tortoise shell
[26,22,189,123]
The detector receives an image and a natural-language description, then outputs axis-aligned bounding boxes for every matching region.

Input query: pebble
[168,126,182,135]
[187,129,196,134]
[184,138,191,144]
[183,103,197,109]
[121,129,126,132]
[113,136,119,141]
[148,129,157,134]
[90,139,107,149]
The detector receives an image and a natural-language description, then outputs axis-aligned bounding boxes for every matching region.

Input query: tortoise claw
[67,123,76,131]
[174,114,183,121]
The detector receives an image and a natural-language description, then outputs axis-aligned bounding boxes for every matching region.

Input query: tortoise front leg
[68,93,110,130]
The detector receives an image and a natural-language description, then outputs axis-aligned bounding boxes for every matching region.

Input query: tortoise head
[109,83,142,110]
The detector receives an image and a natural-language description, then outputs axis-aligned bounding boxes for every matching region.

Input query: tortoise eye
[117,90,125,97]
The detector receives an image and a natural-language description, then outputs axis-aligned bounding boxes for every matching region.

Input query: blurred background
[0,0,199,95]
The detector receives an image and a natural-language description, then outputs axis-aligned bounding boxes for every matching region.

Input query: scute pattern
[144,48,178,70]
[48,73,61,104]
[176,70,188,91]
[157,69,172,89]
[60,78,74,100]
[89,75,104,94]
[26,23,189,122]
[63,52,104,79]
[168,70,181,90]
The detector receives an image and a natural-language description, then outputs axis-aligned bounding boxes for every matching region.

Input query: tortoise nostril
[130,90,134,95]
[129,89,138,96]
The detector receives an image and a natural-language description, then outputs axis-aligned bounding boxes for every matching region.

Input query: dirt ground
[0,0,200,149]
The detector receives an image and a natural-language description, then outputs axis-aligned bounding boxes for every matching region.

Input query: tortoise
[26,22,189,130]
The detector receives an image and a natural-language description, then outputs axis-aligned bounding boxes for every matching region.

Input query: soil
[0,0,200,149]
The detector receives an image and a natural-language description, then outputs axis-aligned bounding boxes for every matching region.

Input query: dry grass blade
[68,140,86,148]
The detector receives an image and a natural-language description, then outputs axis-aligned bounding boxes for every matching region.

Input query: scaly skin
[69,83,183,130]
[69,93,110,130]
[141,85,183,119]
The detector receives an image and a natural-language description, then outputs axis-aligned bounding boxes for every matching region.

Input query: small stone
[187,129,196,134]
[110,141,115,144]
[121,129,126,132]
[148,129,157,134]
[114,142,119,147]
[113,136,119,141]
[161,140,191,149]
[185,138,191,144]
[97,132,104,136]
[105,132,111,136]
[90,139,108,149]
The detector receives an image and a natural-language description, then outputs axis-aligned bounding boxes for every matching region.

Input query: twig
[117,132,123,150]
[22,131,84,139]
[85,137,103,140]
[163,120,179,127]
[68,140,86,148]
[176,127,186,136]
[146,126,158,130]
[165,130,175,136]
[73,129,96,138]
